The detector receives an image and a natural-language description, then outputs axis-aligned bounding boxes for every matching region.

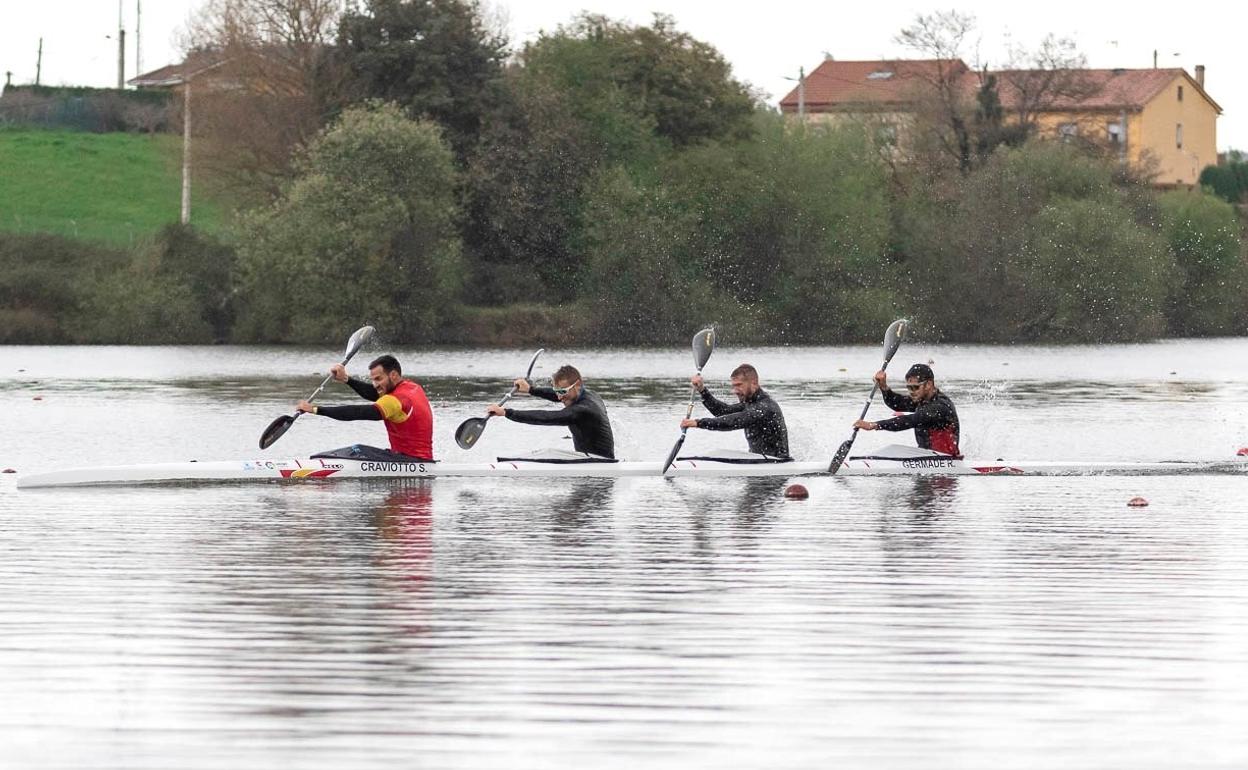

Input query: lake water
[2,340,1247,769]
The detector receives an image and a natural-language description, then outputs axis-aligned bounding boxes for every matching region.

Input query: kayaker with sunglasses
[853,363,961,458]
[485,365,615,459]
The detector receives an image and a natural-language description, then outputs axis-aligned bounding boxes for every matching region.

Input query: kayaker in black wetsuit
[486,365,615,459]
[854,363,962,458]
[681,363,790,458]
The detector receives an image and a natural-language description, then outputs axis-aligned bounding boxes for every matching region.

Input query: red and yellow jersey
[374,380,434,459]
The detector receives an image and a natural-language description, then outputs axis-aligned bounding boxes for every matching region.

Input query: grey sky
[2,0,1243,151]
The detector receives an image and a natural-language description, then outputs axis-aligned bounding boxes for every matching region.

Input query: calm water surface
[2,340,1248,769]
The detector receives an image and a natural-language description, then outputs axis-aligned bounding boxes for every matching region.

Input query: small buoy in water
[32,396,43,401]
[2,468,15,474]
[1237,447,1248,457]
[784,484,809,500]
[838,367,847,372]
[1127,496,1149,508]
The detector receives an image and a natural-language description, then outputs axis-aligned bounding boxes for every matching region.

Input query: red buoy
[1127,496,1149,508]
[784,484,809,500]
[1238,447,1248,457]
[32,396,43,401]
[2,468,15,474]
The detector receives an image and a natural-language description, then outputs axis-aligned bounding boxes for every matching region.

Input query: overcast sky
[2,0,1244,151]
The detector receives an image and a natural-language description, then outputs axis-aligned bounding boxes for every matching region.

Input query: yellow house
[780,59,1221,186]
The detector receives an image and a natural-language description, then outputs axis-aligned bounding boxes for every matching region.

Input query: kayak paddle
[258,325,376,450]
[828,318,908,473]
[454,348,545,450]
[660,328,717,475]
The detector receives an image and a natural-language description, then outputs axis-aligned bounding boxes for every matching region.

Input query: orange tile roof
[780,59,970,108]
[781,59,1221,114]
[991,68,1221,112]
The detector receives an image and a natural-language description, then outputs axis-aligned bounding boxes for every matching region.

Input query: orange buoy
[1127,496,1149,507]
[784,484,809,500]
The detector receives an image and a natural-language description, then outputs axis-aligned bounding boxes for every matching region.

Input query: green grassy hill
[0,128,230,245]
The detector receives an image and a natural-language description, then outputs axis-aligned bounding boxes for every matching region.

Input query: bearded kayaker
[486,365,615,459]
[853,363,961,458]
[680,364,790,458]
[295,354,434,460]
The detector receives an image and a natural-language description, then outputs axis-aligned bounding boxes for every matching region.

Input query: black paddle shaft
[828,319,908,473]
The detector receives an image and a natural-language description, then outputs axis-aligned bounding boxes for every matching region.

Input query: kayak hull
[16,453,1248,488]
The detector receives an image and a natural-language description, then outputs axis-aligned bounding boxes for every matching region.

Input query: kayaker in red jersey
[853,363,961,458]
[295,355,434,460]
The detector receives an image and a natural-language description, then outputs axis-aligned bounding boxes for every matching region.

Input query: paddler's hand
[680,418,699,429]
[296,400,318,415]
[330,364,349,383]
[873,370,888,391]
[854,419,877,431]
[513,378,531,394]
[486,404,507,417]
[690,374,705,392]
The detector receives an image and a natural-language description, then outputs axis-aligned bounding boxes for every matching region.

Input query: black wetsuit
[504,386,615,459]
[876,388,961,458]
[696,387,790,458]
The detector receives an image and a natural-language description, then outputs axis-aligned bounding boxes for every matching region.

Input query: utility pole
[117,0,126,88]
[136,0,142,76]
[181,78,192,224]
[36,38,42,85]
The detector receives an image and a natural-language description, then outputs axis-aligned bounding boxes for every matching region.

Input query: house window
[1177,85,1183,101]
[867,70,894,80]
[1058,123,1078,142]
[1107,122,1122,144]
[1176,123,1183,149]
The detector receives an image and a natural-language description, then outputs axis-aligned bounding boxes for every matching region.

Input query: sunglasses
[552,379,580,396]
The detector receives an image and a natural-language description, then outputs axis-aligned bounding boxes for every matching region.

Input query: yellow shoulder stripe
[375,394,408,423]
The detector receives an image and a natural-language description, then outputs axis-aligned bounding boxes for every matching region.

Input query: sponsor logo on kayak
[901,458,956,469]
[279,468,341,479]
[360,462,428,473]
[244,460,292,470]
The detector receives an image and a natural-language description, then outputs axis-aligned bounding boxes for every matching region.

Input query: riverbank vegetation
[1,3,1245,345]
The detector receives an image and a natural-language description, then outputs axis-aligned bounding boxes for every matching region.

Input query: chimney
[1195,65,1205,87]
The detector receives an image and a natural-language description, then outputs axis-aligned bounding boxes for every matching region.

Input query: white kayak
[16,445,1248,489]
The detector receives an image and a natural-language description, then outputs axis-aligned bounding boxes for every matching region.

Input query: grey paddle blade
[693,328,716,370]
[345,325,376,359]
[524,348,545,380]
[827,437,854,474]
[455,417,488,450]
[882,319,908,366]
[259,414,296,450]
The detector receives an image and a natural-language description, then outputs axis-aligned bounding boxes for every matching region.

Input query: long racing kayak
[16,446,1248,489]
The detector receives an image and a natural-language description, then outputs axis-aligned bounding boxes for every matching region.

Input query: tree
[1157,190,1247,335]
[995,34,1099,141]
[334,0,509,162]
[461,13,757,304]
[895,10,977,173]
[233,103,462,342]
[179,0,347,196]
[523,13,756,149]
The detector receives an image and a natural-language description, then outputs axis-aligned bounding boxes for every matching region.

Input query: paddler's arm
[860,413,920,432]
[698,386,742,416]
[296,400,381,421]
[497,405,577,426]
[688,403,761,432]
[330,364,380,401]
